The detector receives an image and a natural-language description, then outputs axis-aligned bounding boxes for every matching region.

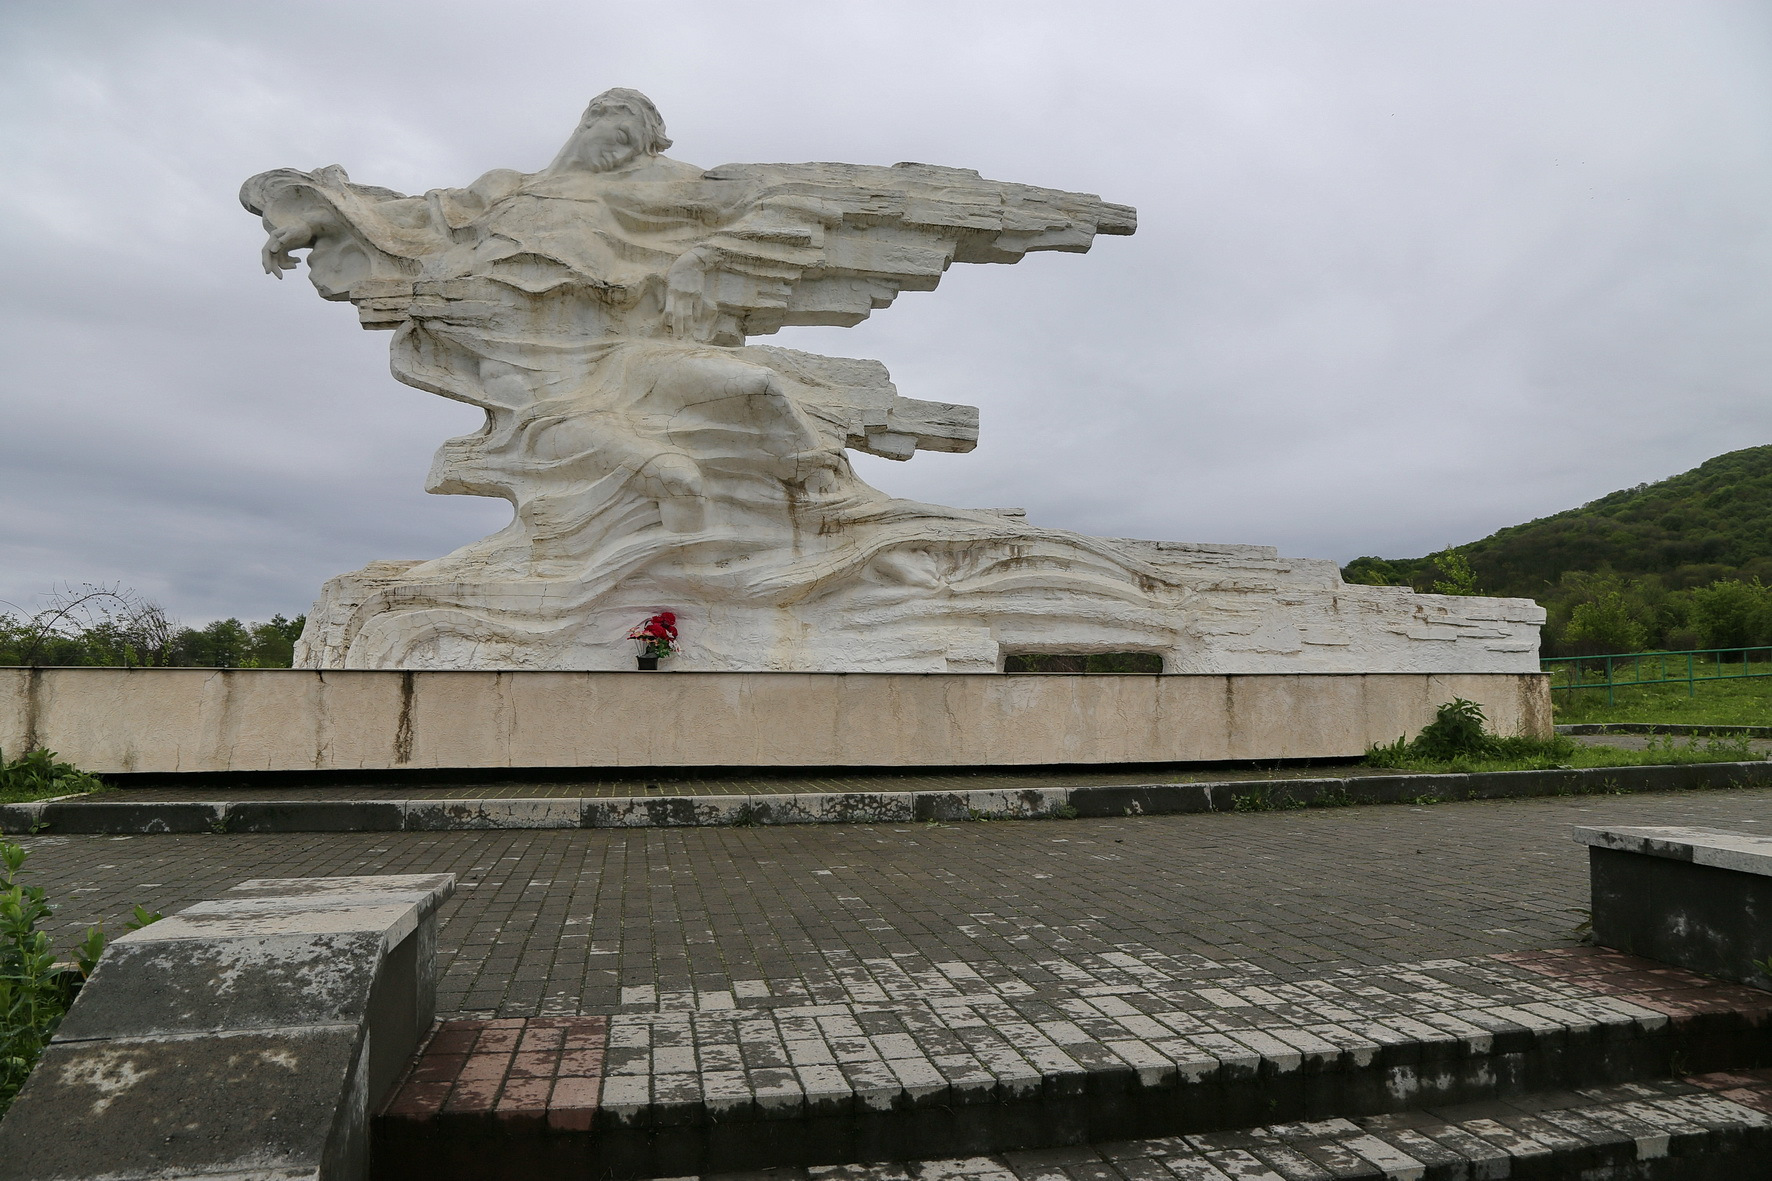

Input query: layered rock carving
[245,88,1542,671]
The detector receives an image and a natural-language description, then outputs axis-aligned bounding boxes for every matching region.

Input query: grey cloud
[2,1,1768,620]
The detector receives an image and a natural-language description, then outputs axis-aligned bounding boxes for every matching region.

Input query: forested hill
[1346,446,1772,596]
[1343,446,1772,655]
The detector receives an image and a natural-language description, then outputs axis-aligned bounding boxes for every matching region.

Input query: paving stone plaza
[30,786,1772,1016]
[18,783,1772,1177]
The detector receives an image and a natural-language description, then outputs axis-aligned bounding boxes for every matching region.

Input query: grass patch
[1366,733,1761,775]
[1366,697,1764,774]
[0,750,106,805]
[1552,675,1772,728]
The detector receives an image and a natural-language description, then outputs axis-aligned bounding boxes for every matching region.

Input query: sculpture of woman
[243,90,1541,674]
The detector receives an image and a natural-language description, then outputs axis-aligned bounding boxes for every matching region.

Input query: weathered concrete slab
[1575,824,1772,877]
[0,873,454,1181]
[54,930,387,1038]
[1577,825,1772,991]
[17,1028,361,1181]
[0,667,1549,774]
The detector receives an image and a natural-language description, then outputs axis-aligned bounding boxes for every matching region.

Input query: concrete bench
[0,872,454,1181]
[1574,825,1772,991]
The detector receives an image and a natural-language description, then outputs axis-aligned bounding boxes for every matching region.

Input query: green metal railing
[1542,645,1772,705]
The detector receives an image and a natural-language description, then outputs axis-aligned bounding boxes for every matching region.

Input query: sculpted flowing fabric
[243,91,1543,672]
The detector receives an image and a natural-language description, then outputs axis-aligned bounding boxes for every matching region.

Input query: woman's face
[564,104,647,173]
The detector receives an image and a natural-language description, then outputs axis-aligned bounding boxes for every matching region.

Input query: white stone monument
[245,88,1542,672]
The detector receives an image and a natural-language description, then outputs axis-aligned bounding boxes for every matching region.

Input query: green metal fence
[1542,645,1772,705]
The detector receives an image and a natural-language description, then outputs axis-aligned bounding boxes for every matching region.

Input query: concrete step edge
[5,760,1770,835]
[370,958,1772,1179]
[610,1074,1772,1181]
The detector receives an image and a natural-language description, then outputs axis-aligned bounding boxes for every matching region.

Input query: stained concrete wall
[0,668,1549,775]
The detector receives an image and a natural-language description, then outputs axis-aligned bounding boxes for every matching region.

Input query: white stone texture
[241,89,1541,673]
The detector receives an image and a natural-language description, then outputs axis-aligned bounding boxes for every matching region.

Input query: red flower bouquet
[627,612,679,661]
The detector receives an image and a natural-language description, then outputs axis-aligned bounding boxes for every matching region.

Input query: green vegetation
[1366,733,1760,775]
[1366,698,1580,769]
[1343,446,1772,656]
[0,842,148,1116]
[1364,697,1761,773]
[0,842,161,1116]
[0,583,303,668]
[1553,675,1772,728]
[0,750,106,804]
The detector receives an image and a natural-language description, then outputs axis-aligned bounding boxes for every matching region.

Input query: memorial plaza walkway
[23,784,1772,1016]
[17,784,1772,1179]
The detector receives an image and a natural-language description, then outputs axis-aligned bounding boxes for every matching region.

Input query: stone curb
[3,760,1768,836]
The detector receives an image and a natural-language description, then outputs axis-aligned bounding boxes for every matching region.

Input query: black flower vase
[637,655,659,670]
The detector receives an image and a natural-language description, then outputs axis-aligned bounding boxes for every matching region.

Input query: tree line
[0,585,304,668]
[1342,446,1772,657]
[1345,553,1772,656]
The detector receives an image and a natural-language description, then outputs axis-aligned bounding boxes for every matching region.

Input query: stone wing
[690,161,1136,341]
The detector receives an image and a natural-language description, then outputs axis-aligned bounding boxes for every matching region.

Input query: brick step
[684,1073,1772,1181]
[371,950,1772,1179]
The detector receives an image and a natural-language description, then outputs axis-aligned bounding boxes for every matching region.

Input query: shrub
[0,843,106,1115]
[1410,697,1491,760]
[1689,579,1772,649]
[1563,592,1651,656]
[0,843,159,1116]
[1366,698,1577,768]
[0,749,105,804]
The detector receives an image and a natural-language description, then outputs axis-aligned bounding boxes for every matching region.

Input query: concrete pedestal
[0,874,455,1181]
[0,667,1550,776]
[1575,825,1772,991]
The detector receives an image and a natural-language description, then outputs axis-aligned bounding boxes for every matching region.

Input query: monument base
[296,540,1545,674]
[2,667,1548,776]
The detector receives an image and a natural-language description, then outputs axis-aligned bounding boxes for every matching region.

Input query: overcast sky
[2,1,1768,625]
